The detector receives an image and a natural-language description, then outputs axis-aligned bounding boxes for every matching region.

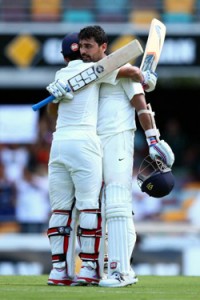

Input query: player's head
[79,25,108,62]
[137,155,175,198]
[61,33,81,61]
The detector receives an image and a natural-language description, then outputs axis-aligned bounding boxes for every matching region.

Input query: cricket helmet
[61,33,80,59]
[137,155,175,198]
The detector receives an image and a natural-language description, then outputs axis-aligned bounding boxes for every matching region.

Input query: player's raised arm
[131,95,175,168]
[117,64,157,92]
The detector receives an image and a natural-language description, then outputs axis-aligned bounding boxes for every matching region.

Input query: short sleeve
[98,69,119,85]
[121,79,144,100]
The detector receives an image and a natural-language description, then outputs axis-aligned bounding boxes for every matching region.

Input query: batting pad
[48,212,71,269]
[79,212,98,254]
[99,186,108,278]
[105,184,131,275]
[48,208,78,277]
[127,217,137,259]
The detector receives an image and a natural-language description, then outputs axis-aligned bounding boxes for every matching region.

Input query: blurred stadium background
[0,0,200,277]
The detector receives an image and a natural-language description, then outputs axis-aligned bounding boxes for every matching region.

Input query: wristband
[146,136,157,146]
[145,129,159,138]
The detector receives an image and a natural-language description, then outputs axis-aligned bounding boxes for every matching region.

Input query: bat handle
[32,84,71,111]
[147,103,160,141]
[32,95,55,111]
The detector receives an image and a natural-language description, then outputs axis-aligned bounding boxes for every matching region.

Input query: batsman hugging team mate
[46,26,175,288]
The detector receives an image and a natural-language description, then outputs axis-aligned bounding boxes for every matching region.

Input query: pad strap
[79,253,99,261]
[52,253,66,264]
[77,226,102,238]
[47,226,72,237]
[52,209,72,215]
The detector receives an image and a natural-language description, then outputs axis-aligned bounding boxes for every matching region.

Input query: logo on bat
[142,54,155,71]
[96,65,104,73]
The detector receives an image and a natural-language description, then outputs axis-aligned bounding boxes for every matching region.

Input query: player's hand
[46,79,73,103]
[142,70,157,92]
[149,140,175,168]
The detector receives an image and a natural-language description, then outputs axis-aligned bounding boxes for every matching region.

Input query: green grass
[0,275,199,300]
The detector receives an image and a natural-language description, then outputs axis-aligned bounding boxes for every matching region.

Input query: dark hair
[65,52,81,61]
[79,25,108,46]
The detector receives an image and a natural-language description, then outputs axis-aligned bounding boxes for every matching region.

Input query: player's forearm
[47,103,58,118]
[138,113,154,132]
[131,94,153,131]
[117,65,143,82]
[118,65,157,92]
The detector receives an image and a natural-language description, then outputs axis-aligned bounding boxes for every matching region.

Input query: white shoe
[99,271,138,288]
[76,261,100,285]
[47,268,77,286]
[129,267,138,282]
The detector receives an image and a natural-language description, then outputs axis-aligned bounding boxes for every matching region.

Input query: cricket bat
[32,39,143,111]
[140,18,166,72]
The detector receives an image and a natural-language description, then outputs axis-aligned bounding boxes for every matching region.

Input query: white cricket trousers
[48,131,103,211]
[100,130,135,188]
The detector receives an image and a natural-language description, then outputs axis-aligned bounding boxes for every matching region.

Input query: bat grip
[32,85,71,111]
[32,95,55,111]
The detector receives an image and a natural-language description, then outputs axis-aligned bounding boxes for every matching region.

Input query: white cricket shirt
[53,60,118,140]
[97,76,144,136]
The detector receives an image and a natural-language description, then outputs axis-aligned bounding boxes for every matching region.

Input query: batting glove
[149,139,175,168]
[142,70,157,92]
[46,79,73,103]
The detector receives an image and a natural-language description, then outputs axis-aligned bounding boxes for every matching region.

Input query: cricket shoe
[76,261,100,286]
[129,267,139,283]
[47,268,78,286]
[99,271,138,288]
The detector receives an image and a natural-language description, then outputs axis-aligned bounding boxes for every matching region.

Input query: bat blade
[32,39,143,111]
[140,18,166,72]
[69,39,143,92]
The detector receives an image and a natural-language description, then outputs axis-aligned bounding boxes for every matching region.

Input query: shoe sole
[76,277,99,286]
[99,277,138,288]
[47,279,76,286]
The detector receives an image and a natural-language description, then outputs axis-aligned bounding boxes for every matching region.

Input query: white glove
[142,70,157,92]
[46,79,73,103]
[149,140,175,168]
